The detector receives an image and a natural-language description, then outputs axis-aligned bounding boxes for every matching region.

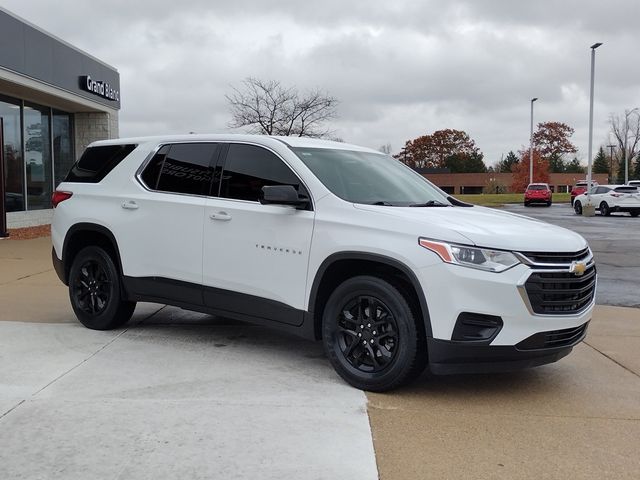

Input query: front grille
[524,265,596,315]
[519,248,590,264]
[517,323,589,350]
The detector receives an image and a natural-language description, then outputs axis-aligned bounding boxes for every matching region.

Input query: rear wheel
[68,246,136,330]
[600,202,611,216]
[631,210,640,217]
[546,201,552,207]
[574,201,582,215]
[524,201,530,207]
[322,275,427,392]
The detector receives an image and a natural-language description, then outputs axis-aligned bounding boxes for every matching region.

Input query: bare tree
[226,78,338,138]
[378,143,392,154]
[609,108,640,183]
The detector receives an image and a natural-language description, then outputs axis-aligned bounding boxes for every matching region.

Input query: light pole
[585,42,602,214]
[529,97,538,185]
[607,144,616,183]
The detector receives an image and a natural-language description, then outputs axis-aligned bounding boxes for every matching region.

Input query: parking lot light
[529,97,538,185]
[585,42,603,216]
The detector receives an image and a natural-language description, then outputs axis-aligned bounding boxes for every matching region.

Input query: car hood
[354,204,588,252]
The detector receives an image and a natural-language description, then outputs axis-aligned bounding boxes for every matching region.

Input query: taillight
[610,193,622,198]
[52,191,73,207]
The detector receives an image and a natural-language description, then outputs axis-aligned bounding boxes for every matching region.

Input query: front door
[202,143,314,326]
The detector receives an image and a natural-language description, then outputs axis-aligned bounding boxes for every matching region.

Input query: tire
[322,275,427,392]
[570,198,575,207]
[600,202,611,216]
[574,201,582,215]
[68,246,136,330]
[546,201,552,207]
[631,210,640,217]
[524,201,529,207]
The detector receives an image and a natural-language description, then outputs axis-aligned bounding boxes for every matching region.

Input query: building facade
[0,7,120,227]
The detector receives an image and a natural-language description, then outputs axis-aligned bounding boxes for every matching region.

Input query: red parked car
[570,180,598,206]
[524,183,552,207]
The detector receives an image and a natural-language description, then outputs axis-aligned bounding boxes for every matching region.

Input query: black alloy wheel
[600,201,611,216]
[322,276,427,391]
[68,246,136,330]
[574,201,582,215]
[336,295,399,373]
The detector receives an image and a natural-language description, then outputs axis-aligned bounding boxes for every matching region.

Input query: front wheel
[68,246,136,330]
[322,276,427,392]
[574,201,583,215]
[600,202,611,216]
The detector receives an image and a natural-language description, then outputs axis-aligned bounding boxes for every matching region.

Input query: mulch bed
[3,224,51,240]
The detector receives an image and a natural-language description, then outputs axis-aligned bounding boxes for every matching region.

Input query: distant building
[422,172,609,195]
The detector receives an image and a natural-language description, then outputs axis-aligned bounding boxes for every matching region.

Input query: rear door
[116,142,220,303]
[202,143,315,325]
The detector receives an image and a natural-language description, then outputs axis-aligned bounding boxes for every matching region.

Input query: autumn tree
[226,77,338,137]
[532,121,577,173]
[592,147,610,175]
[395,129,481,169]
[609,109,640,183]
[511,149,550,192]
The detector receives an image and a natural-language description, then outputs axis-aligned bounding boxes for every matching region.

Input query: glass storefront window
[53,111,73,187]
[0,97,74,212]
[24,103,53,210]
[0,95,24,212]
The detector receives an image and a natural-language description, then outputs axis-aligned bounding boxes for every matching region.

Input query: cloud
[2,0,639,165]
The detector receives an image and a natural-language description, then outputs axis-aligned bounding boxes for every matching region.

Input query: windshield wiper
[370,201,395,206]
[409,200,450,207]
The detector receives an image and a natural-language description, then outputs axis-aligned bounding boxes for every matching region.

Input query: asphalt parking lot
[503,203,640,307]
[1,218,639,479]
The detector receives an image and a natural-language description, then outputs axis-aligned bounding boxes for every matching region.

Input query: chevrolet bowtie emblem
[570,261,587,276]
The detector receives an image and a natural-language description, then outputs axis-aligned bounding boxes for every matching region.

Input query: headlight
[419,238,520,273]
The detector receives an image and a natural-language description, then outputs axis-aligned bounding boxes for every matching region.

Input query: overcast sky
[4,0,640,165]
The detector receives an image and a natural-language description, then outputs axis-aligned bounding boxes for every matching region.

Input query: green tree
[496,151,519,173]
[444,152,487,173]
[564,157,585,174]
[592,147,609,175]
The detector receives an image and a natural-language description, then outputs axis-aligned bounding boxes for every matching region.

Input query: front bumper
[428,322,588,374]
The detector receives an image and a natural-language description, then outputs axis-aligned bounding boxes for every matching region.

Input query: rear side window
[65,144,137,183]
[144,143,219,196]
[219,144,308,202]
[614,186,638,193]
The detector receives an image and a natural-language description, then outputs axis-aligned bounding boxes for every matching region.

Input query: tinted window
[527,184,548,191]
[140,145,170,189]
[220,144,307,202]
[156,143,218,196]
[65,144,137,183]
[614,186,638,193]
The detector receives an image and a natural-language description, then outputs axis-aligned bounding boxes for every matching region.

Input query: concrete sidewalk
[0,237,378,479]
[2,236,639,479]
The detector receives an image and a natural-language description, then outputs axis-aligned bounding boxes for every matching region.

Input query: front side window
[154,143,218,196]
[292,147,450,206]
[219,144,308,202]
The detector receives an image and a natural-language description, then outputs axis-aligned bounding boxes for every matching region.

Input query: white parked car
[573,184,640,217]
[51,135,595,391]
[627,180,640,189]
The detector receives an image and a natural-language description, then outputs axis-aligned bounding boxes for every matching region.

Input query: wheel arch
[61,223,124,287]
[308,252,432,341]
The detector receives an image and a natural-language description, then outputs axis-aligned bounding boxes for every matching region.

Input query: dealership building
[0,7,120,229]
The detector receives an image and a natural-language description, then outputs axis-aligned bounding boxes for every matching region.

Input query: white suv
[52,135,595,391]
[573,185,640,217]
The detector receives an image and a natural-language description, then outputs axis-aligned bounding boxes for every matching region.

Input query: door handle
[121,201,139,210]
[209,211,232,221]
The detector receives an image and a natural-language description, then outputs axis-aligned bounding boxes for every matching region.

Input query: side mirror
[260,185,309,208]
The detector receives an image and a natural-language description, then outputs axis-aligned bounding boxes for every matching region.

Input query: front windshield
[292,147,450,206]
